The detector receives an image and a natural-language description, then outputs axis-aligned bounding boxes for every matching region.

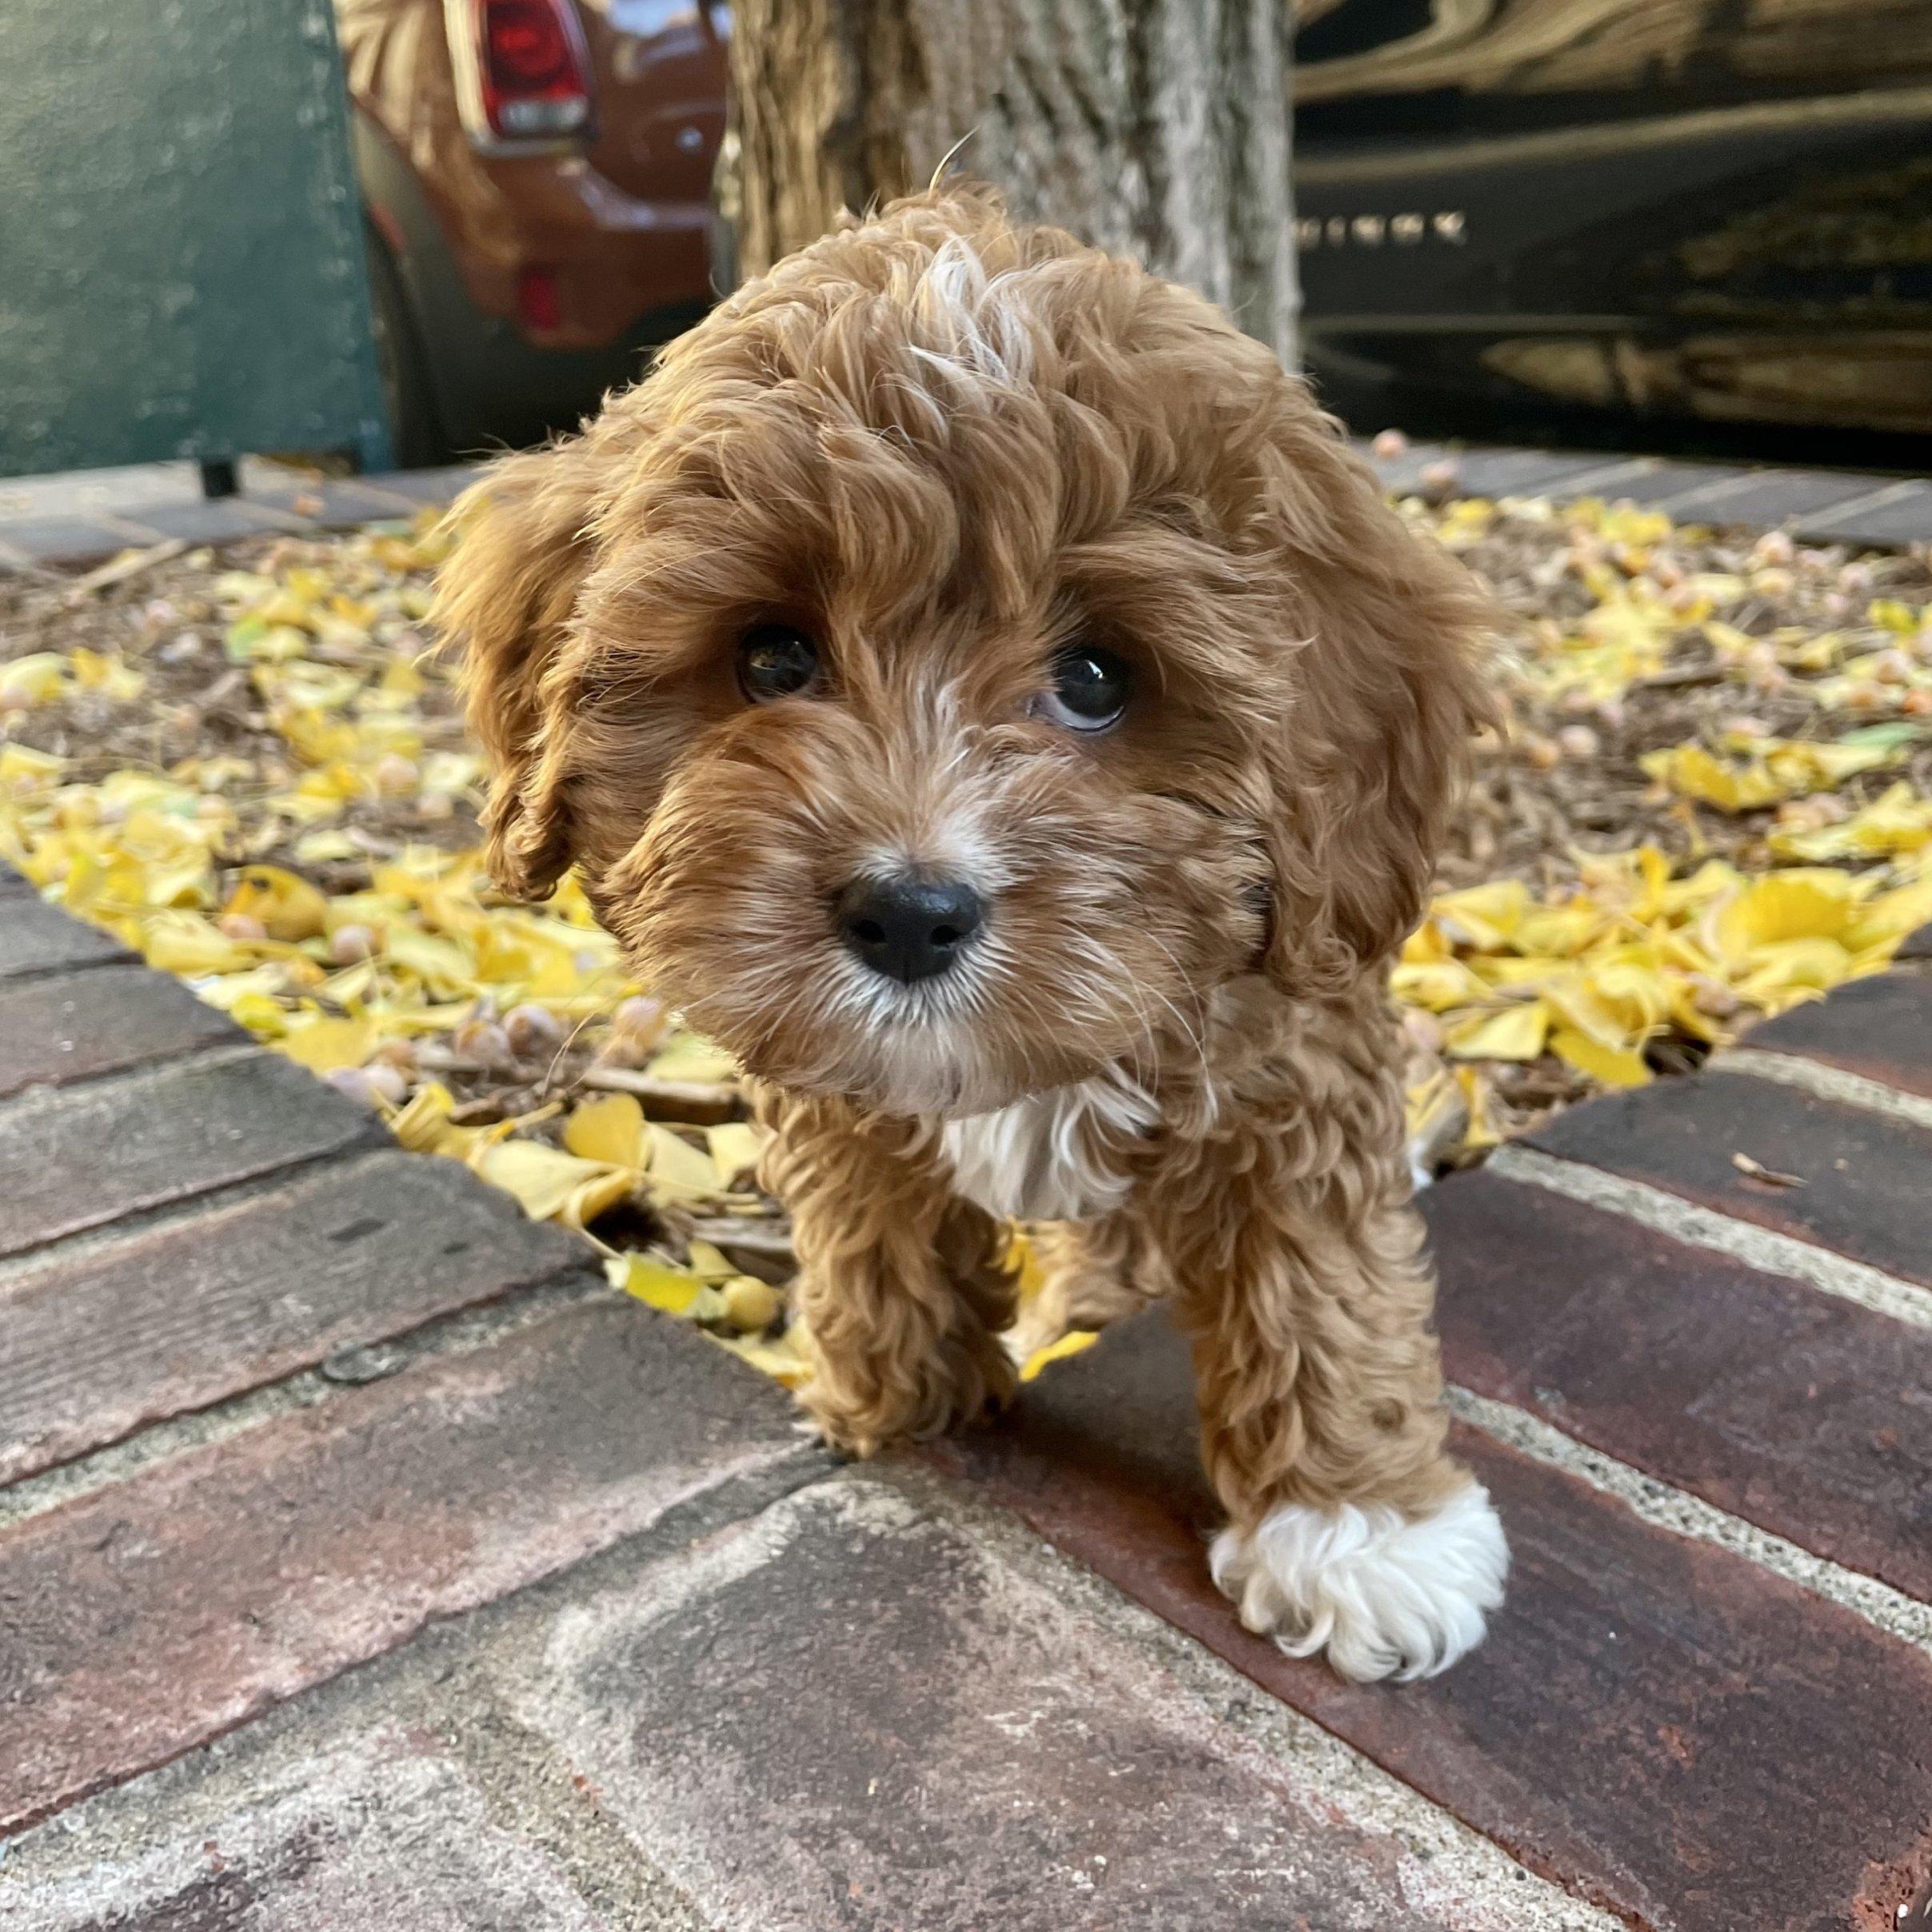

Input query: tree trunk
[727,0,1297,365]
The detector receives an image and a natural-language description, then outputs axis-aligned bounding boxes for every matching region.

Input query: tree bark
[727,0,1298,365]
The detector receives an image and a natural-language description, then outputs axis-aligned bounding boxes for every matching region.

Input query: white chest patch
[940,1072,1157,1223]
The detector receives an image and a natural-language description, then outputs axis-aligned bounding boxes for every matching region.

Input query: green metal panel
[0,0,391,476]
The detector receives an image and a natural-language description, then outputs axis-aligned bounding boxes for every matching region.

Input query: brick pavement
[1359,441,1932,549]
[2,873,1930,1929]
[0,461,475,570]
[2,444,1930,572]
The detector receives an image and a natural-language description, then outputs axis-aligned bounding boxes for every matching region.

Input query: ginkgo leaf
[709,1329,813,1387]
[1021,1329,1100,1382]
[608,1252,703,1315]
[1550,1028,1651,1087]
[1446,1001,1551,1061]
[564,1091,646,1168]
[280,1013,377,1073]
[645,1124,722,1196]
[225,866,329,943]
[469,1140,617,1223]
[645,1032,739,1083]
[705,1121,765,1188]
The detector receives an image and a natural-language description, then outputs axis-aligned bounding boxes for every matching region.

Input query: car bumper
[453,156,713,349]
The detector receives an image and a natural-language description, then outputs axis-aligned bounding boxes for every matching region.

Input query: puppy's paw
[794,1347,1016,1459]
[1209,1482,1508,1683]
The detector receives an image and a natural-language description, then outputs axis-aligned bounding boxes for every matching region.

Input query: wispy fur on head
[440,187,1508,1683]
[440,184,1492,1117]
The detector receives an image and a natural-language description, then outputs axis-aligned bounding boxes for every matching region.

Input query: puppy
[437,186,1507,1682]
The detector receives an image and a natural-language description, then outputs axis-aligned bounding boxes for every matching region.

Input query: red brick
[0,898,130,981]
[1526,1068,1932,1293]
[12,1716,629,1931]
[929,1307,1932,1932]
[1740,972,1932,1099]
[0,1149,592,1484]
[1427,1170,1932,1601]
[0,1299,802,1833]
[0,963,239,1100]
[505,1470,1552,1932]
[0,1052,380,1258]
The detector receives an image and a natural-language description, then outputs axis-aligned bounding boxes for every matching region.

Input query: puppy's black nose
[836,875,984,984]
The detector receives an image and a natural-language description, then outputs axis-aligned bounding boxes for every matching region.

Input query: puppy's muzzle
[836,873,984,985]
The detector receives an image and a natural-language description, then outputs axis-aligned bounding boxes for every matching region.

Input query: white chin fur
[1209,1482,1508,1683]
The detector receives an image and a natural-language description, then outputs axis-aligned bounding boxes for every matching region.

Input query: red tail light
[447,0,593,146]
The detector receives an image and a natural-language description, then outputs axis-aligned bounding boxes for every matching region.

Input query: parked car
[1291,0,1932,453]
[336,0,727,463]
[340,0,1932,464]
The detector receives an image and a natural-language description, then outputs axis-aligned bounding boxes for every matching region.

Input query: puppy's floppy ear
[1250,393,1496,993]
[436,440,609,898]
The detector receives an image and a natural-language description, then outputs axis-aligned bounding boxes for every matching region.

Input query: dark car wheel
[365,231,447,470]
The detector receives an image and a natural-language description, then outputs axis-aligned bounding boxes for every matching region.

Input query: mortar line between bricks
[0,1127,393,1270]
[1801,477,1922,522]
[1487,1141,1932,1329]
[0,1036,257,1111]
[0,1138,414,1293]
[1721,1046,1932,1131]
[0,1022,251,1102]
[0,1264,618,1531]
[0,952,142,992]
[1,1444,838,1846]
[860,1462,1634,1932]
[1447,1385,1932,1657]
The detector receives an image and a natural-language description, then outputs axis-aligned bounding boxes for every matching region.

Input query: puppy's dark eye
[737,624,820,701]
[1036,645,1130,732]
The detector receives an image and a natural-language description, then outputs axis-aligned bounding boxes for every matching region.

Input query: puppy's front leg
[756,1088,1017,1456]
[1152,1115,1507,1682]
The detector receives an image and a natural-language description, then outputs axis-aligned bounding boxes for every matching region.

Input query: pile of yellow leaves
[2,488,1930,1383]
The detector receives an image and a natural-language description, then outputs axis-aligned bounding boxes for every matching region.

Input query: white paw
[1209,1482,1509,1683]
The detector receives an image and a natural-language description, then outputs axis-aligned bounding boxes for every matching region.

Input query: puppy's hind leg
[758,1089,1017,1457]
[1152,1123,1507,1683]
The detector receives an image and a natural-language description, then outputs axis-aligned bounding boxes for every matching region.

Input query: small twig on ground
[64,538,190,605]
[577,1065,744,1124]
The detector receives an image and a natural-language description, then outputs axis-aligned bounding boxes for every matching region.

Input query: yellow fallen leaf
[708,1329,812,1388]
[1446,1000,1550,1062]
[706,1121,765,1188]
[1707,870,1864,960]
[381,927,476,999]
[646,1032,739,1084]
[225,865,329,943]
[280,1013,377,1074]
[0,654,67,708]
[1643,737,1898,812]
[1004,1227,1048,1301]
[1431,880,1529,951]
[1452,1067,1501,1149]
[558,1165,637,1232]
[1769,782,1932,861]
[1550,1028,1651,1087]
[564,1091,646,1168]
[469,1139,617,1222]
[142,912,255,976]
[608,1252,703,1315]
[1391,959,1491,1011]
[1022,1328,1099,1382]
[645,1124,721,1196]
[391,1082,457,1152]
